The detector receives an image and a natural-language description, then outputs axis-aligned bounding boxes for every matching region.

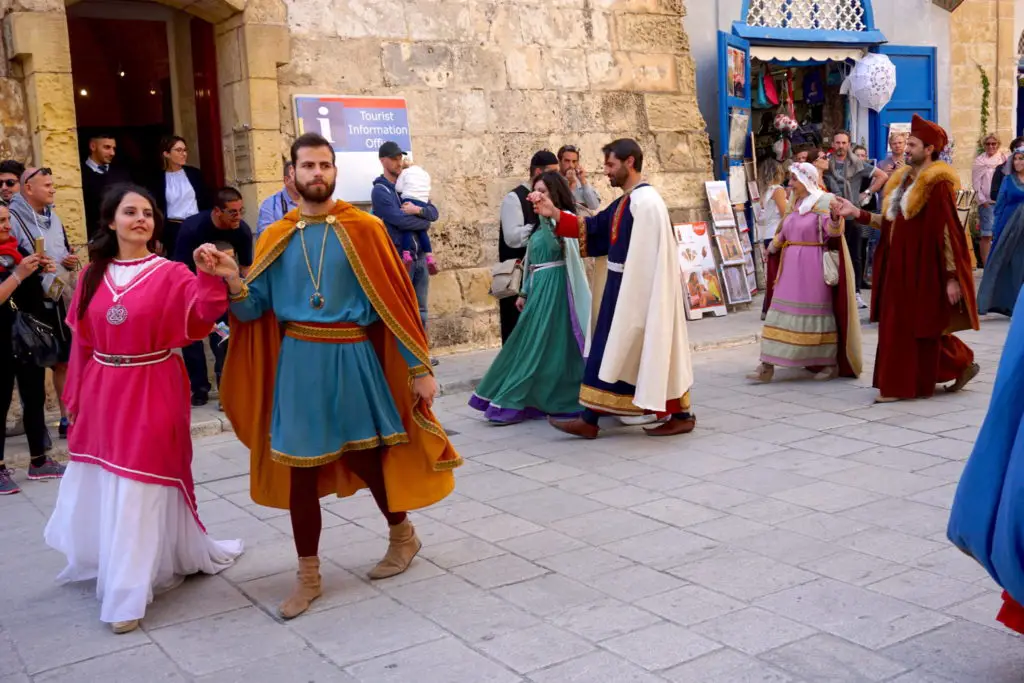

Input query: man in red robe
[836,115,979,402]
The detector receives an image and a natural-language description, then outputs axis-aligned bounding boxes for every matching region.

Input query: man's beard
[296,177,336,202]
[609,168,629,188]
[908,151,928,168]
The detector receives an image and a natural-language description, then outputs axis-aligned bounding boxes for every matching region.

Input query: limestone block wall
[949,0,1017,181]
[277,0,711,352]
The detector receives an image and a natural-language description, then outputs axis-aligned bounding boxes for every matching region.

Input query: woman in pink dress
[749,162,862,382]
[44,185,243,634]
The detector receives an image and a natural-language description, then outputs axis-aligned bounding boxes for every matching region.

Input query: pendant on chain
[106,302,128,326]
[310,292,325,310]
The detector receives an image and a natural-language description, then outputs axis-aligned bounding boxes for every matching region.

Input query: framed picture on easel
[721,264,753,304]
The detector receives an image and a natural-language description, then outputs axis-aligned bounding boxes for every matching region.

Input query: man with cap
[835,114,979,403]
[371,141,439,344]
[497,150,560,342]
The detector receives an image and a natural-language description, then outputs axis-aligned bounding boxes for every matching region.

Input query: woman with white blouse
[151,135,209,257]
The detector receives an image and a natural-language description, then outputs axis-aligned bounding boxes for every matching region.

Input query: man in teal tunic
[221,133,460,620]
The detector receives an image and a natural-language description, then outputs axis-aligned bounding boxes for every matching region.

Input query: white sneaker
[856,293,868,310]
[618,415,660,426]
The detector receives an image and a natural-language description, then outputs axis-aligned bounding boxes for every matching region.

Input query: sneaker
[27,457,65,481]
[430,357,439,367]
[402,251,414,264]
[0,469,21,495]
[58,417,68,439]
[425,253,439,276]
[856,293,868,310]
[191,393,209,407]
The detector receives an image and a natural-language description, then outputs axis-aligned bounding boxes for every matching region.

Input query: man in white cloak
[530,138,695,439]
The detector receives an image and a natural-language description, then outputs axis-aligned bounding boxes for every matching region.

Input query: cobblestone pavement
[3,320,1023,682]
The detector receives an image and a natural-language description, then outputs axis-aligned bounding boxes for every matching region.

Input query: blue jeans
[410,255,429,329]
[979,204,995,238]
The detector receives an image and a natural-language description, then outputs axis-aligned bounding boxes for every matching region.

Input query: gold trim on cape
[270,431,409,468]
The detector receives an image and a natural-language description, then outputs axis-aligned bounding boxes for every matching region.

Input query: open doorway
[66,0,223,189]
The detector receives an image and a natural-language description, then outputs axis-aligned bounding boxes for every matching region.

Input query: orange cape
[220,201,461,510]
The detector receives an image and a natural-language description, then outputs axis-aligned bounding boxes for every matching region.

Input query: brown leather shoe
[946,362,980,393]
[548,416,599,439]
[644,415,697,437]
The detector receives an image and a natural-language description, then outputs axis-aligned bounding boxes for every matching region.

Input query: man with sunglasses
[173,186,253,406]
[0,160,24,205]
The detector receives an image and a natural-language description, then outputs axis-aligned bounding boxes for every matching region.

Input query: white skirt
[43,461,244,624]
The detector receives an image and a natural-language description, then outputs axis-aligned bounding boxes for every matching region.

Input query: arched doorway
[66,0,224,190]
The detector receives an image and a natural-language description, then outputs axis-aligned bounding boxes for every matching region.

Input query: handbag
[489,259,523,299]
[9,299,59,367]
[819,215,840,287]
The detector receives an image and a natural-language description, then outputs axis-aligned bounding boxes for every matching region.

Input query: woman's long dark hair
[77,184,163,320]
[535,171,576,214]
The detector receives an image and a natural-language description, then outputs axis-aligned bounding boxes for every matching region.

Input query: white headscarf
[791,162,823,215]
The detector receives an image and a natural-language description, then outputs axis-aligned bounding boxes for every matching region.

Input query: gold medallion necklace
[296,215,334,309]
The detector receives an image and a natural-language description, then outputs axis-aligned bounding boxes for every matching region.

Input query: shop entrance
[66,0,223,190]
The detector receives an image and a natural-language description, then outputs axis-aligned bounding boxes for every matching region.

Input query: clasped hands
[193,243,240,279]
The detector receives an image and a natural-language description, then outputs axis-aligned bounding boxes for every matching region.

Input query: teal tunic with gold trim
[230,221,428,466]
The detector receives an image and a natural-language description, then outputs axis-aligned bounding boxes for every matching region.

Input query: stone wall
[949,0,1017,180]
[276,0,711,352]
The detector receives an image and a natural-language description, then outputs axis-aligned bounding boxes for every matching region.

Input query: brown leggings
[289,449,407,557]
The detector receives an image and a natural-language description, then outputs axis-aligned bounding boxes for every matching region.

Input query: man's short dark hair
[291,133,336,166]
[557,145,580,161]
[833,129,852,142]
[852,144,867,155]
[529,150,559,177]
[89,132,115,142]
[602,138,644,172]
[213,186,243,209]
[283,160,294,176]
[0,160,25,178]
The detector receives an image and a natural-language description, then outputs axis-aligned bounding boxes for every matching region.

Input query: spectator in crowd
[174,187,253,407]
[10,167,77,438]
[558,145,600,213]
[878,131,908,174]
[824,131,887,309]
[0,160,24,205]
[81,133,131,241]
[0,202,63,494]
[498,150,559,343]
[757,157,788,319]
[256,160,299,239]
[394,153,438,274]
[151,135,209,258]
[371,141,439,362]
[974,134,1007,267]
[807,149,830,184]
[991,136,1024,204]
[853,144,881,288]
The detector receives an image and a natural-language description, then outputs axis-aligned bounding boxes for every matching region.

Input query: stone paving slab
[1,317,1019,681]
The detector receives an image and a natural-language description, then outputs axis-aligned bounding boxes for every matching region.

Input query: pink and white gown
[44,254,243,624]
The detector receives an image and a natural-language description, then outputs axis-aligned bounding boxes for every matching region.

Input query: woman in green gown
[470,172,592,424]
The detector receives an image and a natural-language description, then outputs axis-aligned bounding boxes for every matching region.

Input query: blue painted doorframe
[868,46,937,161]
[717,31,751,180]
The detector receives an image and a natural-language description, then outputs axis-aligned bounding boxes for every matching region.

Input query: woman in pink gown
[44,185,243,634]
[749,162,863,382]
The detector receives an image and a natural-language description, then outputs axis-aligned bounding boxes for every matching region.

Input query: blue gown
[948,285,1024,600]
[978,174,1024,316]
[230,222,427,466]
[576,184,691,416]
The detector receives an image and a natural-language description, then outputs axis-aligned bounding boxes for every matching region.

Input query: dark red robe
[867,162,979,400]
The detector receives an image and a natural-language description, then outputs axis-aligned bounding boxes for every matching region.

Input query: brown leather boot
[644,415,697,437]
[278,556,322,620]
[548,416,599,439]
[368,519,422,580]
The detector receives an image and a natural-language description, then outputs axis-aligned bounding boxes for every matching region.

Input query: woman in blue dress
[977,147,1024,316]
[470,172,591,423]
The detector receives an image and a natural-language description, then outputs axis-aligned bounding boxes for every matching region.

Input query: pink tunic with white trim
[63,255,228,529]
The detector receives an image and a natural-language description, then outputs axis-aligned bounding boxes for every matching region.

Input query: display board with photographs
[705,181,735,228]
[721,264,753,304]
[743,252,757,294]
[715,228,745,265]
[675,222,727,320]
[734,208,749,233]
[728,109,750,158]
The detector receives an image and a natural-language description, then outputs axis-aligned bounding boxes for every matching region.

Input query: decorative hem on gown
[44,461,243,624]
[468,394,580,424]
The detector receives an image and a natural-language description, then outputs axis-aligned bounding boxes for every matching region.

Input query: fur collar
[881,161,960,221]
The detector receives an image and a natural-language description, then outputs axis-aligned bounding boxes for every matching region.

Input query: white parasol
[840,53,897,112]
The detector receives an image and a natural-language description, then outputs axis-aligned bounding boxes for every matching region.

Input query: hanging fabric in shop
[803,69,825,105]
[840,52,897,112]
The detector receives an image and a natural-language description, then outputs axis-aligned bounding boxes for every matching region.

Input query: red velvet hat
[910,114,948,152]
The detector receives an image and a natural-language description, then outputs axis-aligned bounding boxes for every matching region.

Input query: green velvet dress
[470,222,586,423]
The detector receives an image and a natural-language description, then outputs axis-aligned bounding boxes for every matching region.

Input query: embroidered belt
[93,350,172,367]
[607,261,625,273]
[284,321,368,344]
[529,260,565,272]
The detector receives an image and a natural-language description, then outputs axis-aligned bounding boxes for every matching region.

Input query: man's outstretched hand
[831,197,860,218]
[528,191,560,219]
